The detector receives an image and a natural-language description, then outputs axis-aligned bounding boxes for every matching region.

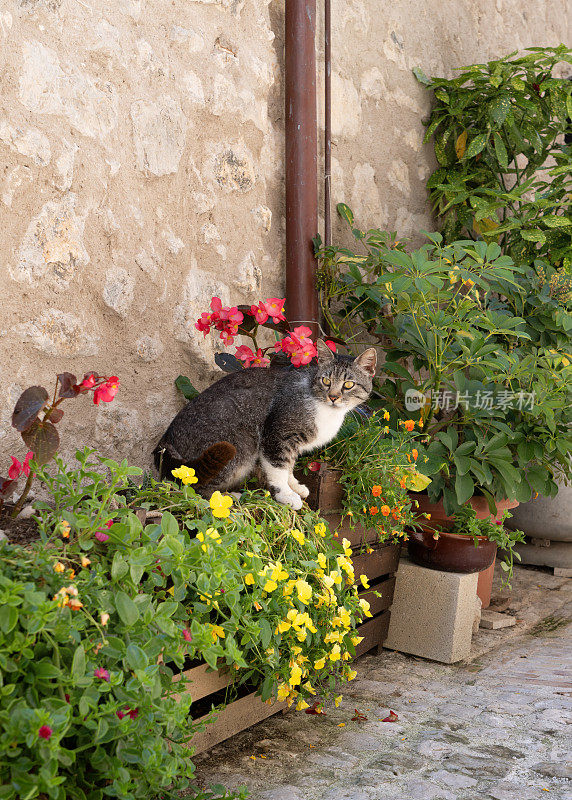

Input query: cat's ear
[355,347,377,376]
[316,339,335,364]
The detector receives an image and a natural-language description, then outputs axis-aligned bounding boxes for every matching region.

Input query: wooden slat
[352,544,400,582]
[172,663,233,703]
[321,514,380,546]
[358,576,396,617]
[355,610,391,657]
[187,693,285,754]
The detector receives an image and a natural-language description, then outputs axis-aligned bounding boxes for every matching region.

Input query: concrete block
[479,610,516,630]
[383,558,477,663]
[554,567,572,578]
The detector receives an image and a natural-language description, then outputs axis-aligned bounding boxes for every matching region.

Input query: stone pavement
[193,568,571,800]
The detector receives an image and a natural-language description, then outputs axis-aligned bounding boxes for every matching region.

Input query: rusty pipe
[324,0,332,247]
[285,0,319,336]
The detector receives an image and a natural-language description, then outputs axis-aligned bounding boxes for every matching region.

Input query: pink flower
[250,349,270,368]
[235,345,256,366]
[250,303,269,324]
[220,329,235,346]
[116,708,127,720]
[21,451,33,477]
[290,344,317,367]
[262,298,286,323]
[93,377,119,406]
[8,457,22,480]
[94,667,110,681]
[38,725,52,740]
[210,297,223,315]
[325,340,336,353]
[128,708,139,720]
[308,461,321,472]
[95,520,113,543]
[182,628,192,642]
[117,707,138,720]
[195,312,213,336]
[79,373,97,390]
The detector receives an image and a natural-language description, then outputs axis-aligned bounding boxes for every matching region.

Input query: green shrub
[0,449,366,799]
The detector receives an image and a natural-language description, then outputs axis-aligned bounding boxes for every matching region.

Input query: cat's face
[311,341,377,410]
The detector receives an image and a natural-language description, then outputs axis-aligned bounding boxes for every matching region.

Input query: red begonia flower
[261,298,286,324]
[79,373,97,390]
[325,340,336,353]
[94,667,110,681]
[93,378,119,406]
[250,303,269,324]
[8,457,22,480]
[22,451,33,477]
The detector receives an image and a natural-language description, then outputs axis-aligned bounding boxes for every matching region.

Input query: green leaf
[114,591,140,627]
[259,619,272,650]
[161,511,179,537]
[455,473,475,505]
[71,644,86,679]
[111,552,129,581]
[125,644,148,671]
[0,606,17,634]
[175,375,199,401]
[413,66,432,86]
[543,216,572,228]
[463,133,489,159]
[337,203,354,227]
[488,95,512,127]
[493,132,508,170]
[453,454,471,476]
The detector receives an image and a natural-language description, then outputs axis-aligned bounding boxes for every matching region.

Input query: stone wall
[0,0,569,468]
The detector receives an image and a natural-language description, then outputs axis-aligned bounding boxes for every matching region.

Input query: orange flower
[369,506,379,516]
[372,485,382,497]
[392,510,400,520]
[412,449,418,461]
[399,478,406,489]
[418,419,424,428]
[380,505,391,516]
[403,420,415,432]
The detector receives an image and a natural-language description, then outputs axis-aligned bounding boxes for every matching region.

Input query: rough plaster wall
[0,0,283,467]
[0,0,570,470]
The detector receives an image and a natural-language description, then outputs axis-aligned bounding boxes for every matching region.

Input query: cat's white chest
[301,402,346,452]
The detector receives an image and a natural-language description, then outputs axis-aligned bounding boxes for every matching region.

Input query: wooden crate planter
[158,465,399,755]
[173,663,285,755]
[301,464,401,656]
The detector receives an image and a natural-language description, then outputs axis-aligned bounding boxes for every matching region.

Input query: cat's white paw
[275,489,303,511]
[295,483,310,499]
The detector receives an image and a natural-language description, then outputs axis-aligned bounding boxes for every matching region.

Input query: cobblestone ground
[193,569,571,800]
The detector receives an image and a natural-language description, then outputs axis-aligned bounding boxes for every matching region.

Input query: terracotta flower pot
[408,527,497,574]
[408,493,519,607]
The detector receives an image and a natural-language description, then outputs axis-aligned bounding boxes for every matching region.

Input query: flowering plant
[195,295,336,371]
[299,412,430,544]
[3,372,119,518]
[2,450,370,798]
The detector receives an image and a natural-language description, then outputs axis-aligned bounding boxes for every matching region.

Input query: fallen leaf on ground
[381,710,399,722]
[351,709,368,723]
[305,701,325,715]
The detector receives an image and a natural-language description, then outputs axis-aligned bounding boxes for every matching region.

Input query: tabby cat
[153,340,376,509]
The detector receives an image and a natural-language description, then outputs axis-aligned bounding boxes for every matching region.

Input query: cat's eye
[321,377,331,387]
[343,381,355,390]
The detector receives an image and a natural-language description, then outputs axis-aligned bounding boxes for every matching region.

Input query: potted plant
[408,505,526,600]
[315,209,572,520]
[416,45,572,566]
[297,411,432,639]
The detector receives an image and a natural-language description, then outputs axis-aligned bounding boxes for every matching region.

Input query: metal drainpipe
[285,0,319,338]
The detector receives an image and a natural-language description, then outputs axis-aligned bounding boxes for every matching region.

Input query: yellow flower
[277,683,290,701]
[100,612,110,626]
[351,635,364,646]
[303,681,316,695]
[245,573,255,585]
[334,695,342,707]
[206,527,221,541]
[359,598,372,618]
[209,491,233,519]
[53,562,65,573]
[322,574,335,589]
[290,528,305,546]
[277,621,291,633]
[269,562,289,582]
[314,657,326,670]
[342,538,352,557]
[317,552,327,570]
[60,520,71,538]
[329,570,342,586]
[263,579,278,593]
[211,624,225,640]
[329,644,341,662]
[347,668,357,681]
[383,410,390,421]
[359,574,370,589]
[80,556,91,568]
[171,465,198,485]
[295,579,312,604]
[314,522,327,537]
[296,699,309,710]
[289,663,303,686]
[253,600,262,611]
